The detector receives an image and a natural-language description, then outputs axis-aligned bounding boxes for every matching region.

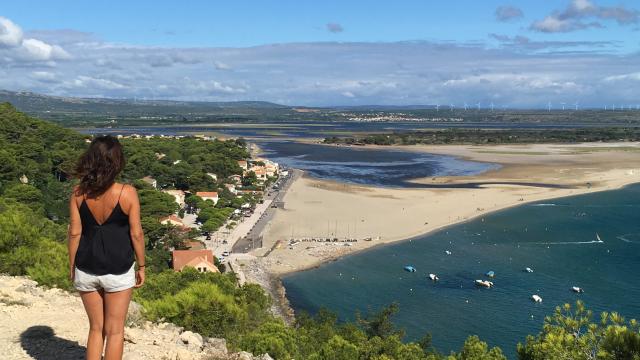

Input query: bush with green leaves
[0,198,70,289]
[517,300,640,360]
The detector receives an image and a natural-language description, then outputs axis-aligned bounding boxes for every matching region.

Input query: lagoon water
[282,184,640,356]
[258,141,496,187]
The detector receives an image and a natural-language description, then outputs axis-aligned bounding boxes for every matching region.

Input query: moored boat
[404,265,417,272]
[475,279,494,288]
[428,273,439,281]
[531,294,543,303]
[571,286,584,293]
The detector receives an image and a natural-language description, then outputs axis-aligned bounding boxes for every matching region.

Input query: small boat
[596,233,603,243]
[531,295,543,303]
[571,286,584,293]
[428,273,439,281]
[524,267,534,273]
[445,250,452,255]
[485,271,495,278]
[404,265,417,273]
[475,280,494,288]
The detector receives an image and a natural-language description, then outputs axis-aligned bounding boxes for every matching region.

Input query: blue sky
[1,0,639,107]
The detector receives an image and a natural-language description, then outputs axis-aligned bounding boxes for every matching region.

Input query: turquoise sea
[282,184,640,357]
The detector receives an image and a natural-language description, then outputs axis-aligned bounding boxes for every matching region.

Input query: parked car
[222,251,230,257]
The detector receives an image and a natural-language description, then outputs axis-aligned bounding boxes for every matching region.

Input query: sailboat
[596,233,603,243]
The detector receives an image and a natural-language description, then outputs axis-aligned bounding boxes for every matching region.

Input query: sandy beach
[252,142,640,275]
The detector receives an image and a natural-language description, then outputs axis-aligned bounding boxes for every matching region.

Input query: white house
[224,183,237,194]
[162,189,186,207]
[196,191,219,205]
[141,176,157,189]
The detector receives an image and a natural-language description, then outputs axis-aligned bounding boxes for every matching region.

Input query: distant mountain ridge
[3,89,639,127]
[0,89,288,110]
[0,89,300,126]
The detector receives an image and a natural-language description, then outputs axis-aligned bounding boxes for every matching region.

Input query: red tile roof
[160,214,184,224]
[196,191,218,198]
[172,249,215,271]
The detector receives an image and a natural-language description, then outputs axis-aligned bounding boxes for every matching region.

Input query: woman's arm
[67,189,82,280]
[125,185,146,287]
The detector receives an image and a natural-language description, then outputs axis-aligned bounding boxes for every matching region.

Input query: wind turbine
[463,102,468,111]
[435,104,440,112]
[547,101,552,112]
[476,102,481,110]
[450,104,455,111]
[490,102,495,112]
[561,102,566,111]
[574,102,579,111]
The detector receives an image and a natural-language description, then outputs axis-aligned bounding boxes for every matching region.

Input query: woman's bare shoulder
[119,183,139,199]
[70,185,83,199]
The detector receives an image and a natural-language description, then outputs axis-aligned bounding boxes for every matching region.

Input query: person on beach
[68,135,145,360]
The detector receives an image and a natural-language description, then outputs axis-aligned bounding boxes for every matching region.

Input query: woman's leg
[103,288,132,360]
[79,290,105,360]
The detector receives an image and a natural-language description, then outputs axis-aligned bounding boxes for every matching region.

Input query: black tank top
[75,184,135,275]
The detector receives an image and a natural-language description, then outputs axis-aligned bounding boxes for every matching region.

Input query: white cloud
[0,17,23,47]
[21,38,70,61]
[68,75,127,90]
[0,16,70,64]
[604,72,640,82]
[30,71,57,82]
[185,79,247,94]
[214,61,232,70]
[2,16,640,107]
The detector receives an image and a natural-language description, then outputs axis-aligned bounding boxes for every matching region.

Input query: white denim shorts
[74,264,135,293]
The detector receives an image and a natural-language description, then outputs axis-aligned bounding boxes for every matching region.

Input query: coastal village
[115,133,285,278]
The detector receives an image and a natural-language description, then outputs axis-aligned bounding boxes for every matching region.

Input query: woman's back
[68,135,146,360]
[74,183,134,275]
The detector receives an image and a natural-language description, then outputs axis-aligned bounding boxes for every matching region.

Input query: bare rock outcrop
[0,275,270,360]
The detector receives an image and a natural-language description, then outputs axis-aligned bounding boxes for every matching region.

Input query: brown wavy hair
[74,135,125,198]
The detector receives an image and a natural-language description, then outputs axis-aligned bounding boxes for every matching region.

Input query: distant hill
[2,89,639,127]
[0,90,287,110]
[0,90,294,126]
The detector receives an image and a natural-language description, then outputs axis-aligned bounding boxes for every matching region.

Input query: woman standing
[68,135,145,360]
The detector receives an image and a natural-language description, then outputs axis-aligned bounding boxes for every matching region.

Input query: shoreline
[253,142,640,277]
[273,178,639,278]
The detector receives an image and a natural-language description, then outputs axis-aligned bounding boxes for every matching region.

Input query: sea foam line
[617,235,640,244]
[532,240,604,245]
